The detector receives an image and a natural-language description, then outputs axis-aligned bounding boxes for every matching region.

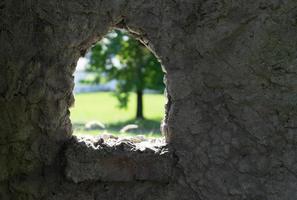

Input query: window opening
[70,29,166,145]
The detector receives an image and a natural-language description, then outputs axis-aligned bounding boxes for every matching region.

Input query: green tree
[88,29,164,119]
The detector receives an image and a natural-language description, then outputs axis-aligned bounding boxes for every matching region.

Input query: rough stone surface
[1,0,297,199]
[65,136,173,183]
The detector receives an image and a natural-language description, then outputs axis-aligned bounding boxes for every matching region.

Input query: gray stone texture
[65,137,174,183]
[1,0,297,199]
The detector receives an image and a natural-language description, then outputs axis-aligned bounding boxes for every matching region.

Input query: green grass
[70,92,165,137]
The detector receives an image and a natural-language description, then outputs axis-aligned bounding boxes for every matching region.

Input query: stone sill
[64,136,174,183]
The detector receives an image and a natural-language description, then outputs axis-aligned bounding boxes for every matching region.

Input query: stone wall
[1,0,297,199]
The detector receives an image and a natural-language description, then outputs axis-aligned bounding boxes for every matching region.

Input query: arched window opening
[70,29,166,144]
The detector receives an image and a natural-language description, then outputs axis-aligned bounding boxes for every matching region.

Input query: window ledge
[64,136,174,183]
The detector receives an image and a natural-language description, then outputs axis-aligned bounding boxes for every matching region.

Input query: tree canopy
[87,29,164,119]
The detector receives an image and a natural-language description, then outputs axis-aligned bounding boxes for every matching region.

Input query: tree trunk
[136,89,144,119]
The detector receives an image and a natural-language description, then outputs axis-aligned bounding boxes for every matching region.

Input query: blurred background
[70,29,165,138]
